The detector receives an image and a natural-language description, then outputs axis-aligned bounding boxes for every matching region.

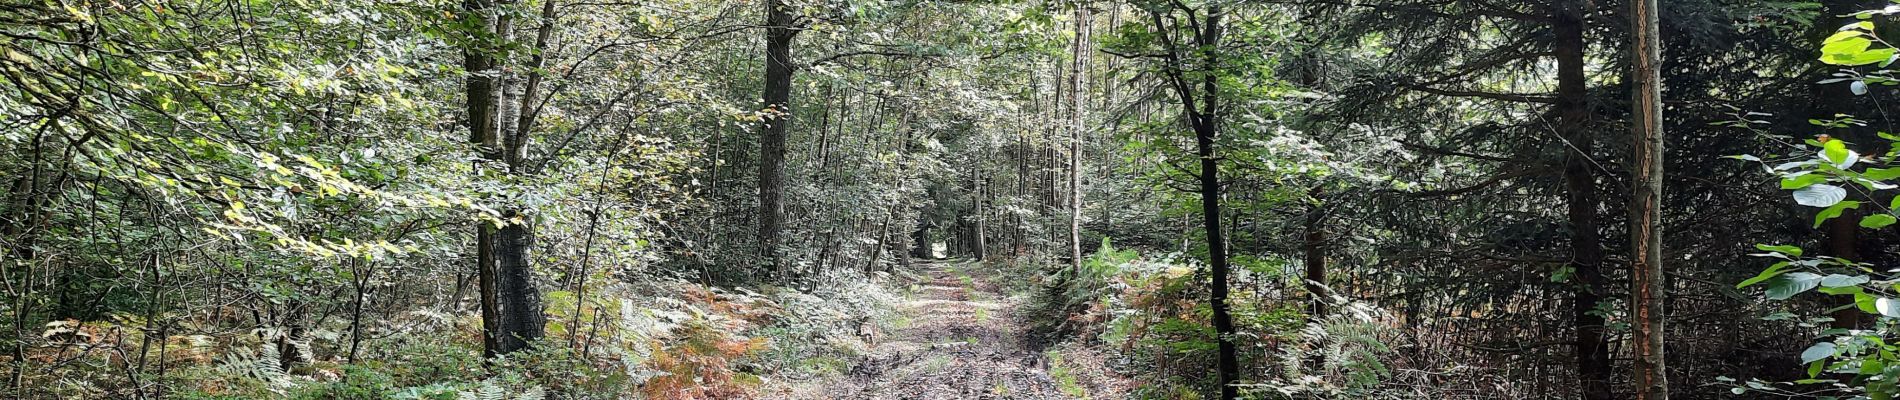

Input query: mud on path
[774,259,1071,399]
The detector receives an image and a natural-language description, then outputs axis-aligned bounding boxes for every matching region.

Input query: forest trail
[773,259,1071,399]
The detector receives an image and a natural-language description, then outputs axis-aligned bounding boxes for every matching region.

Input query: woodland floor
[770,259,1078,399]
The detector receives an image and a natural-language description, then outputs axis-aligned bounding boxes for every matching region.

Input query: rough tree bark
[462,0,547,357]
[758,0,799,279]
[1628,0,1669,398]
[1302,188,1327,320]
[461,0,509,358]
[493,209,544,353]
[1553,2,1613,399]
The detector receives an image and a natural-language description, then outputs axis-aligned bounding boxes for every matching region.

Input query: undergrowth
[1025,238,1544,399]
[26,270,900,400]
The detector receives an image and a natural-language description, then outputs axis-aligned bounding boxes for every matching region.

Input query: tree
[462,0,548,357]
[758,0,800,278]
[1136,2,1241,397]
[1068,2,1092,274]
[1292,2,1620,397]
[1302,187,1327,321]
[1552,2,1612,398]
[1628,0,1668,397]
[462,0,510,357]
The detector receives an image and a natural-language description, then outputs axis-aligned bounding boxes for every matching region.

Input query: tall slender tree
[462,0,510,358]
[1067,2,1091,273]
[1139,2,1240,398]
[1552,1,1612,398]
[1628,0,1669,397]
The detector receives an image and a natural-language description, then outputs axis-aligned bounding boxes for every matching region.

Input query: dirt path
[777,259,1070,399]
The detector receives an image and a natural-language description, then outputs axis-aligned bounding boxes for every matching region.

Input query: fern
[455,378,548,400]
[214,344,295,391]
[457,382,504,400]
[1265,302,1399,397]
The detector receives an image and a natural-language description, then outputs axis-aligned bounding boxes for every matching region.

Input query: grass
[1045,349,1089,398]
[957,270,982,301]
[885,313,914,329]
[922,355,952,373]
[974,307,990,323]
[799,357,850,376]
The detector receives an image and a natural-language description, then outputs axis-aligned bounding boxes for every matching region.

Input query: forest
[5,0,1900,399]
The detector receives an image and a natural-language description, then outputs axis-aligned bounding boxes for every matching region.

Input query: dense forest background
[3,0,1899,399]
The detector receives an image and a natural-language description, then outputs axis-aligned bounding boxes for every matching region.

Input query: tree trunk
[1628,0,1669,398]
[1194,81,1240,400]
[896,211,914,270]
[758,0,798,279]
[1201,11,1239,400]
[493,210,544,353]
[463,0,505,150]
[974,175,989,261]
[1046,61,1062,253]
[462,0,546,357]
[1302,189,1327,320]
[1154,5,1241,398]
[462,0,510,358]
[1553,3,1613,399]
[1827,211,1863,328]
[912,221,932,259]
[868,209,892,274]
[1015,111,1029,256]
[1067,3,1091,273]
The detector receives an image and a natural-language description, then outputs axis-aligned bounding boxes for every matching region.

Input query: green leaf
[1859,48,1898,66]
[1863,358,1888,376]
[1802,342,1836,364]
[1865,214,1898,229]
[1821,274,1870,288]
[1783,174,1829,189]
[1826,30,1867,44]
[1826,139,1853,163]
[1755,244,1804,257]
[1823,36,1875,56]
[1767,272,1824,300]
[1816,201,1863,228]
[1738,261,1791,289]
[1865,167,1900,180]
[1823,36,1898,66]
[1877,298,1900,318]
[1819,285,1864,295]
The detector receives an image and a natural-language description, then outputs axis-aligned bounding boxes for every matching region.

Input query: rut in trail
[778,259,1071,399]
